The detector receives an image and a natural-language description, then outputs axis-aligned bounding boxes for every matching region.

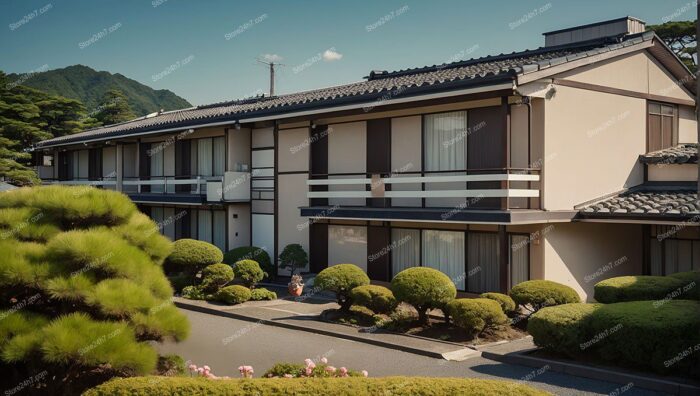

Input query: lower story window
[650,226,700,275]
[389,228,528,293]
[328,225,368,272]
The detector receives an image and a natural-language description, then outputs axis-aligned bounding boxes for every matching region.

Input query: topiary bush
[223,246,273,280]
[594,272,699,303]
[528,303,600,357]
[314,264,370,312]
[528,300,700,377]
[165,239,223,273]
[0,186,189,395]
[250,287,277,301]
[446,298,508,336]
[509,280,580,313]
[85,377,550,396]
[200,263,234,292]
[349,285,397,314]
[669,270,700,300]
[480,292,516,314]
[391,267,456,324]
[216,285,252,305]
[232,259,266,288]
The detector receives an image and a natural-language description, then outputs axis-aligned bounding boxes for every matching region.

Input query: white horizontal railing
[44,179,117,186]
[123,177,214,194]
[307,172,540,199]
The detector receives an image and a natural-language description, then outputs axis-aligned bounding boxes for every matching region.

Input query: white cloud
[262,53,283,62]
[322,49,343,62]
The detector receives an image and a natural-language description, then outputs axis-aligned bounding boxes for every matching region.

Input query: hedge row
[528,300,700,376]
[594,271,700,303]
[85,376,550,396]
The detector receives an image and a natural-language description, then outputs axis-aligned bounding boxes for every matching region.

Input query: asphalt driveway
[157,308,665,396]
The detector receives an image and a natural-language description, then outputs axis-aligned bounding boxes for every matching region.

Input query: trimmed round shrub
[232,259,266,288]
[314,264,370,311]
[391,267,457,324]
[349,285,398,314]
[593,275,688,303]
[509,280,580,312]
[181,285,207,300]
[200,263,234,292]
[528,303,601,357]
[480,292,516,314]
[166,239,223,272]
[446,298,508,335]
[85,377,550,396]
[223,246,273,280]
[669,270,700,300]
[0,186,188,395]
[216,285,252,305]
[250,288,277,301]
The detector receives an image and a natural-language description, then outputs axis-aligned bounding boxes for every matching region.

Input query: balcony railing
[307,168,541,210]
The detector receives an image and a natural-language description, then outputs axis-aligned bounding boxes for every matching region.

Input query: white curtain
[424,111,467,171]
[664,239,678,275]
[391,229,420,277]
[510,235,529,287]
[198,138,213,177]
[198,210,212,243]
[213,136,226,176]
[150,146,164,193]
[150,207,164,235]
[467,232,500,293]
[213,210,226,251]
[422,230,465,290]
[162,207,175,240]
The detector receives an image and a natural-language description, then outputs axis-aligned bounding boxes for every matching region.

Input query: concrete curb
[175,300,455,359]
[481,350,700,396]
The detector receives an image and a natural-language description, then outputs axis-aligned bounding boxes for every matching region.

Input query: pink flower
[361,370,368,377]
[188,364,197,371]
[325,366,336,373]
[305,367,313,376]
[321,357,328,364]
[339,367,348,377]
[283,374,293,378]
[203,365,211,371]
[304,358,316,369]
[197,367,205,375]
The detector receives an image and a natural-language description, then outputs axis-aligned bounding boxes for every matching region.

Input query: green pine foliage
[166,238,223,271]
[314,264,370,312]
[390,267,456,324]
[0,185,189,394]
[232,259,266,288]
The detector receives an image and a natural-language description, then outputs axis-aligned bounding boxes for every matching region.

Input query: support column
[501,96,511,210]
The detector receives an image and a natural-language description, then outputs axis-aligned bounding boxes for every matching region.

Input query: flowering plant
[188,364,230,380]
[263,357,368,378]
[289,274,305,289]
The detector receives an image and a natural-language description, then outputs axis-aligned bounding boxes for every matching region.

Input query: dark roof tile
[639,144,698,165]
[580,187,699,218]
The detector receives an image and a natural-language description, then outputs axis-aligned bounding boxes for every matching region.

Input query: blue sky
[1,0,696,106]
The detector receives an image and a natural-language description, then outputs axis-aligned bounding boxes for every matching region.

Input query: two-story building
[34,17,698,300]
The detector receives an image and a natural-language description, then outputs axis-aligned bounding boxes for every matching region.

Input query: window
[649,226,700,275]
[191,136,226,177]
[186,209,227,251]
[423,230,466,290]
[391,229,420,276]
[647,102,677,152]
[328,225,368,272]
[423,111,468,171]
[510,235,530,287]
[467,232,499,293]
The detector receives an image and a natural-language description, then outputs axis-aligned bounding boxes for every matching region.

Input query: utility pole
[257,58,283,97]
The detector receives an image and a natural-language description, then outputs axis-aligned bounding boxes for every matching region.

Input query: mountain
[8,65,191,117]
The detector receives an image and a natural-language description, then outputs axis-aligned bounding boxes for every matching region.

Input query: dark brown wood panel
[309,223,328,273]
[366,118,391,208]
[468,105,504,208]
[367,225,391,281]
[88,148,102,181]
[175,139,191,192]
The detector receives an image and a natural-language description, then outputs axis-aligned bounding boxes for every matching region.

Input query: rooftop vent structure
[543,16,646,47]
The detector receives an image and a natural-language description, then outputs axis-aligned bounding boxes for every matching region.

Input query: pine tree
[648,20,697,73]
[94,89,136,125]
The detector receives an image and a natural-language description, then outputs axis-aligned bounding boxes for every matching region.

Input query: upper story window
[423,111,468,171]
[647,102,677,152]
[191,136,225,177]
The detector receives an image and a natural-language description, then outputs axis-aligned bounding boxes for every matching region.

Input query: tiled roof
[639,144,698,165]
[36,32,656,148]
[580,187,699,218]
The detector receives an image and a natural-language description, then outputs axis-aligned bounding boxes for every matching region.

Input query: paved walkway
[158,308,665,396]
